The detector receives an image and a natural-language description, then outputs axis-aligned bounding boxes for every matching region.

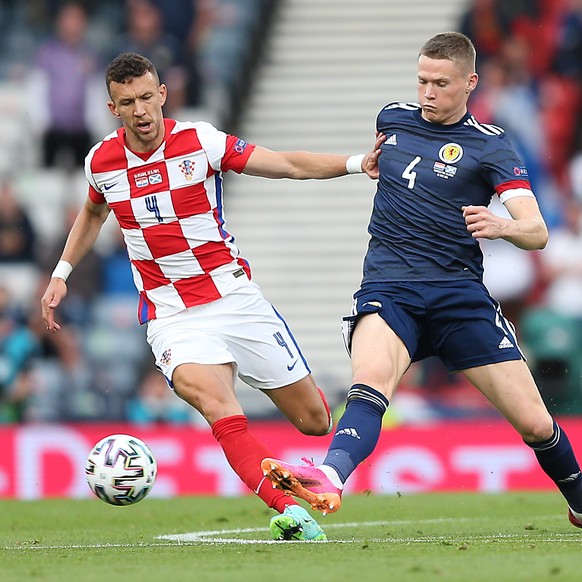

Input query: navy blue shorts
[342,280,525,372]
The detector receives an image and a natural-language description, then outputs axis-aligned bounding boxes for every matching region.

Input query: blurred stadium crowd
[0,0,582,424]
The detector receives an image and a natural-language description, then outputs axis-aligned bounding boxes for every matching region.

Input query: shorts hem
[256,372,310,391]
[159,355,237,383]
[448,351,524,373]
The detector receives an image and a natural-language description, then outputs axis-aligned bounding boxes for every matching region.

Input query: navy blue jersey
[362,102,532,284]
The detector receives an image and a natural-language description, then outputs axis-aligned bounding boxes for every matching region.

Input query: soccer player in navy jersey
[262,31,582,530]
[40,52,382,541]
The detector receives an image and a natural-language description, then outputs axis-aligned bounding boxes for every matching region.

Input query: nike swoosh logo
[254,476,267,495]
[287,360,298,371]
[103,182,117,191]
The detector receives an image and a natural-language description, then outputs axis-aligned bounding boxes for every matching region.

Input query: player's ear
[159,84,167,107]
[107,100,121,118]
[467,72,479,94]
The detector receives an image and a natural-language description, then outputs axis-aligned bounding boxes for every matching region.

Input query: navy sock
[525,421,582,512]
[323,383,389,483]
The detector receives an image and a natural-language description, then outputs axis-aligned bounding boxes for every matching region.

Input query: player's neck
[125,137,164,153]
[123,122,166,155]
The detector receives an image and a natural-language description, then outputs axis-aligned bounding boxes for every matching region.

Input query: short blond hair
[420,32,476,73]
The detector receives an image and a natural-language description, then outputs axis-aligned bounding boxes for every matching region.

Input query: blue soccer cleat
[269,505,327,541]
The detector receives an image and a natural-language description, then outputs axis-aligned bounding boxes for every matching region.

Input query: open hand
[40,278,68,332]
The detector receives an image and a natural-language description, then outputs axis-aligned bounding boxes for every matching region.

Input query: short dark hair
[105,52,159,95]
[419,32,476,73]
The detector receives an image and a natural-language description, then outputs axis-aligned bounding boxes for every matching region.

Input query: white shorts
[146,282,311,390]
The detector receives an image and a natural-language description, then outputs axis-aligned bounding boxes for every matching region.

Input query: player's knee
[294,409,332,436]
[519,416,555,443]
[297,423,329,437]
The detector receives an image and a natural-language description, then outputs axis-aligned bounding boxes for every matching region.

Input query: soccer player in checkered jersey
[41,52,383,541]
[262,32,582,530]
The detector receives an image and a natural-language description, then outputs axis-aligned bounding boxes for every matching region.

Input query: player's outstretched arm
[242,134,385,181]
[41,198,110,332]
[242,147,351,180]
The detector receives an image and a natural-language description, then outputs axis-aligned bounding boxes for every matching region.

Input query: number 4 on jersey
[402,156,421,189]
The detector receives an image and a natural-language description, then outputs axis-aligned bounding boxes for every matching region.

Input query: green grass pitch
[1,492,581,581]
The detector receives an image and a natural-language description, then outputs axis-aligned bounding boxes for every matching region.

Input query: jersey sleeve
[496,184,535,204]
[481,133,534,201]
[194,121,255,174]
[84,146,105,204]
[88,184,105,205]
[222,135,256,173]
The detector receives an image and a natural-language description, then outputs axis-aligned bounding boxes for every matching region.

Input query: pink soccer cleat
[261,457,342,515]
[568,508,582,529]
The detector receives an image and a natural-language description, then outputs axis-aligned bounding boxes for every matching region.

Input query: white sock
[318,464,344,490]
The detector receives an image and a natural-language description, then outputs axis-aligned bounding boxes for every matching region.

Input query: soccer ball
[86,434,157,506]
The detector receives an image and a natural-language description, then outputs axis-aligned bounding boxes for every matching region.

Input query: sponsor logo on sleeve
[233,139,248,154]
[513,166,529,177]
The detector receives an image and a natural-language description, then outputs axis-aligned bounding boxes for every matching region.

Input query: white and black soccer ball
[86,434,157,506]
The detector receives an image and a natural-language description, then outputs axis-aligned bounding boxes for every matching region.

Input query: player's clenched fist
[462,205,507,240]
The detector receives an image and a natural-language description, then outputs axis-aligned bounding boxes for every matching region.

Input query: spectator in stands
[552,0,582,79]
[551,0,582,175]
[126,367,195,424]
[148,0,215,107]
[538,196,582,318]
[30,2,103,169]
[461,0,575,186]
[507,0,565,77]
[110,0,189,116]
[458,0,511,69]
[0,177,36,263]
[0,286,39,422]
[470,40,544,178]
[0,177,41,309]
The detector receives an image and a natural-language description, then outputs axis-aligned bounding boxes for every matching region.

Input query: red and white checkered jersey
[85,118,256,323]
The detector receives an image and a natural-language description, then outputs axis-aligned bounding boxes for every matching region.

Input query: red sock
[211,414,297,514]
